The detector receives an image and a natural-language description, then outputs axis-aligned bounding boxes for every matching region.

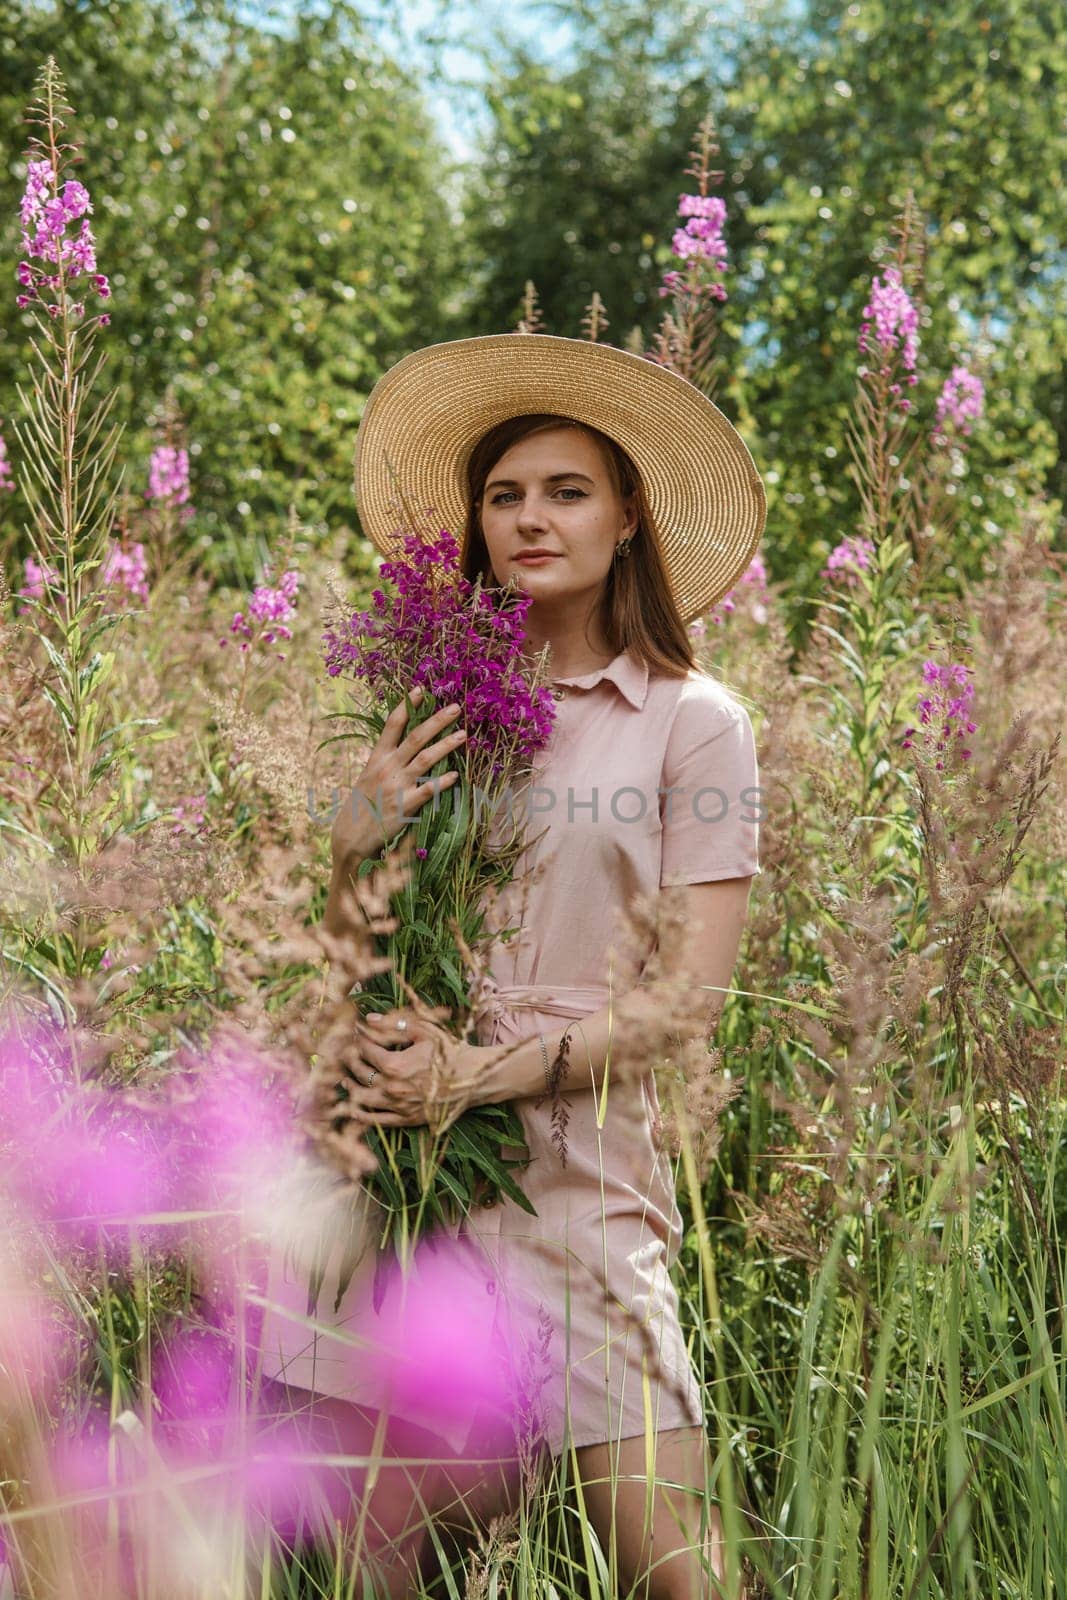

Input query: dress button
[486,1280,496,1296]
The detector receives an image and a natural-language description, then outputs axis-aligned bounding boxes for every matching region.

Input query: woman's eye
[489,486,588,505]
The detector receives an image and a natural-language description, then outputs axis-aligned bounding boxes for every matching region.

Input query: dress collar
[549,648,649,710]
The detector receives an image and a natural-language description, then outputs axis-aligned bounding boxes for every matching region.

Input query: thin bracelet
[538,1032,552,1097]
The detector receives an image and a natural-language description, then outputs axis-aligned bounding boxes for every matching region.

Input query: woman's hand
[331,687,468,868]
[346,1004,491,1133]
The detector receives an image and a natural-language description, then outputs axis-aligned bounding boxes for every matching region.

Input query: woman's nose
[515,496,549,530]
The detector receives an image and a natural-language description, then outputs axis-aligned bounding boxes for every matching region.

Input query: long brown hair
[460,414,695,681]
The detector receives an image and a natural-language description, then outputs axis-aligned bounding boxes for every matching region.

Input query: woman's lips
[513,553,561,564]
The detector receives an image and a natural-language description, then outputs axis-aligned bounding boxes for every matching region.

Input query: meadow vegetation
[1,20,1064,1599]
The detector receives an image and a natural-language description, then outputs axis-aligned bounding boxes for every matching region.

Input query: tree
[446,0,1067,597]
[0,0,461,578]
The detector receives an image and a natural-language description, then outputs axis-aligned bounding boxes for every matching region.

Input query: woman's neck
[522,626,617,680]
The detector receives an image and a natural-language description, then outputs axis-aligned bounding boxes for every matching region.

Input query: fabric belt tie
[469,974,612,1048]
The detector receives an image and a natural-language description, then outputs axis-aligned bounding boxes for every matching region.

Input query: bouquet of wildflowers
[320,525,556,1261]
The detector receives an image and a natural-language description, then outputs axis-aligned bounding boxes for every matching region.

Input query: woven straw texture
[352,333,766,623]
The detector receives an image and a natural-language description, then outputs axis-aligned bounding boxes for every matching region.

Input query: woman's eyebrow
[485,470,596,491]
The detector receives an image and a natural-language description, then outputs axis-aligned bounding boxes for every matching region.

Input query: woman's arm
[466,876,756,1107]
[322,849,368,941]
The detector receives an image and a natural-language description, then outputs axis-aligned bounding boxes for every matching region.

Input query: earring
[614,535,633,559]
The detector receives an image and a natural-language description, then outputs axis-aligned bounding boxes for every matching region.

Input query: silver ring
[396,1019,408,1032]
[366,1067,378,1085]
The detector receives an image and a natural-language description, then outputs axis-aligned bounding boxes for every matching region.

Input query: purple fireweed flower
[0,1013,298,1267]
[933,364,984,446]
[170,791,207,837]
[16,157,110,319]
[0,422,14,493]
[0,1013,170,1252]
[172,1040,298,1215]
[224,565,299,657]
[360,1232,545,1454]
[147,444,195,523]
[152,1325,344,1545]
[322,526,556,778]
[659,190,728,303]
[101,538,149,604]
[858,265,920,412]
[16,553,61,613]
[902,659,978,768]
[163,1032,305,1299]
[822,535,876,588]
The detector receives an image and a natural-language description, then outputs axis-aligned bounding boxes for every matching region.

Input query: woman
[257,333,765,1599]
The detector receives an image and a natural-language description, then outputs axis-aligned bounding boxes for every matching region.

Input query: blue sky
[234,0,803,169]
[235,0,580,164]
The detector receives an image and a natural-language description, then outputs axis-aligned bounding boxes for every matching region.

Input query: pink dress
[256,649,761,1460]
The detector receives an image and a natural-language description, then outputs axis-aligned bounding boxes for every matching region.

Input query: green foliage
[1,9,1065,1597]
[444,0,1067,620]
[0,0,461,581]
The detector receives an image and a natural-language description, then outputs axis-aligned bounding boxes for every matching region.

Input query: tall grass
[1,62,1064,1600]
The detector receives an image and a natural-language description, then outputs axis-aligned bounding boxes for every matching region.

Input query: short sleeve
[658,678,762,887]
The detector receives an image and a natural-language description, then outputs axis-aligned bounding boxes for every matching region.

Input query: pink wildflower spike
[858,265,919,369]
[147,444,194,522]
[657,176,729,304]
[101,538,149,604]
[226,565,300,652]
[857,265,919,416]
[902,659,977,766]
[17,153,110,318]
[932,364,984,447]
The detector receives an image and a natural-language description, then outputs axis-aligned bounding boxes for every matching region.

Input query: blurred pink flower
[933,364,984,446]
[16,552,61,612]
[0,1012,299,1265]
[152,1324,342,1545]
[696,551,770,629]
[147,444,195,524]
[0,1016,171,1250]
[361,1233,537,1451]
[170,791,207,836]
[0,421,14,493]
[101,538,149,604]
[822,535,876,587]
[169,1038,299,1217]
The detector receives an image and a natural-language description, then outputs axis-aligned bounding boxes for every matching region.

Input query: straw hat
[352,332,766,624]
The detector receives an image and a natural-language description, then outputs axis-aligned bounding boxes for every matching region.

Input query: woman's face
[478,426,636,610]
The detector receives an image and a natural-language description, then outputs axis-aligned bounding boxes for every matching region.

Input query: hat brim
[352,333,766,624]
